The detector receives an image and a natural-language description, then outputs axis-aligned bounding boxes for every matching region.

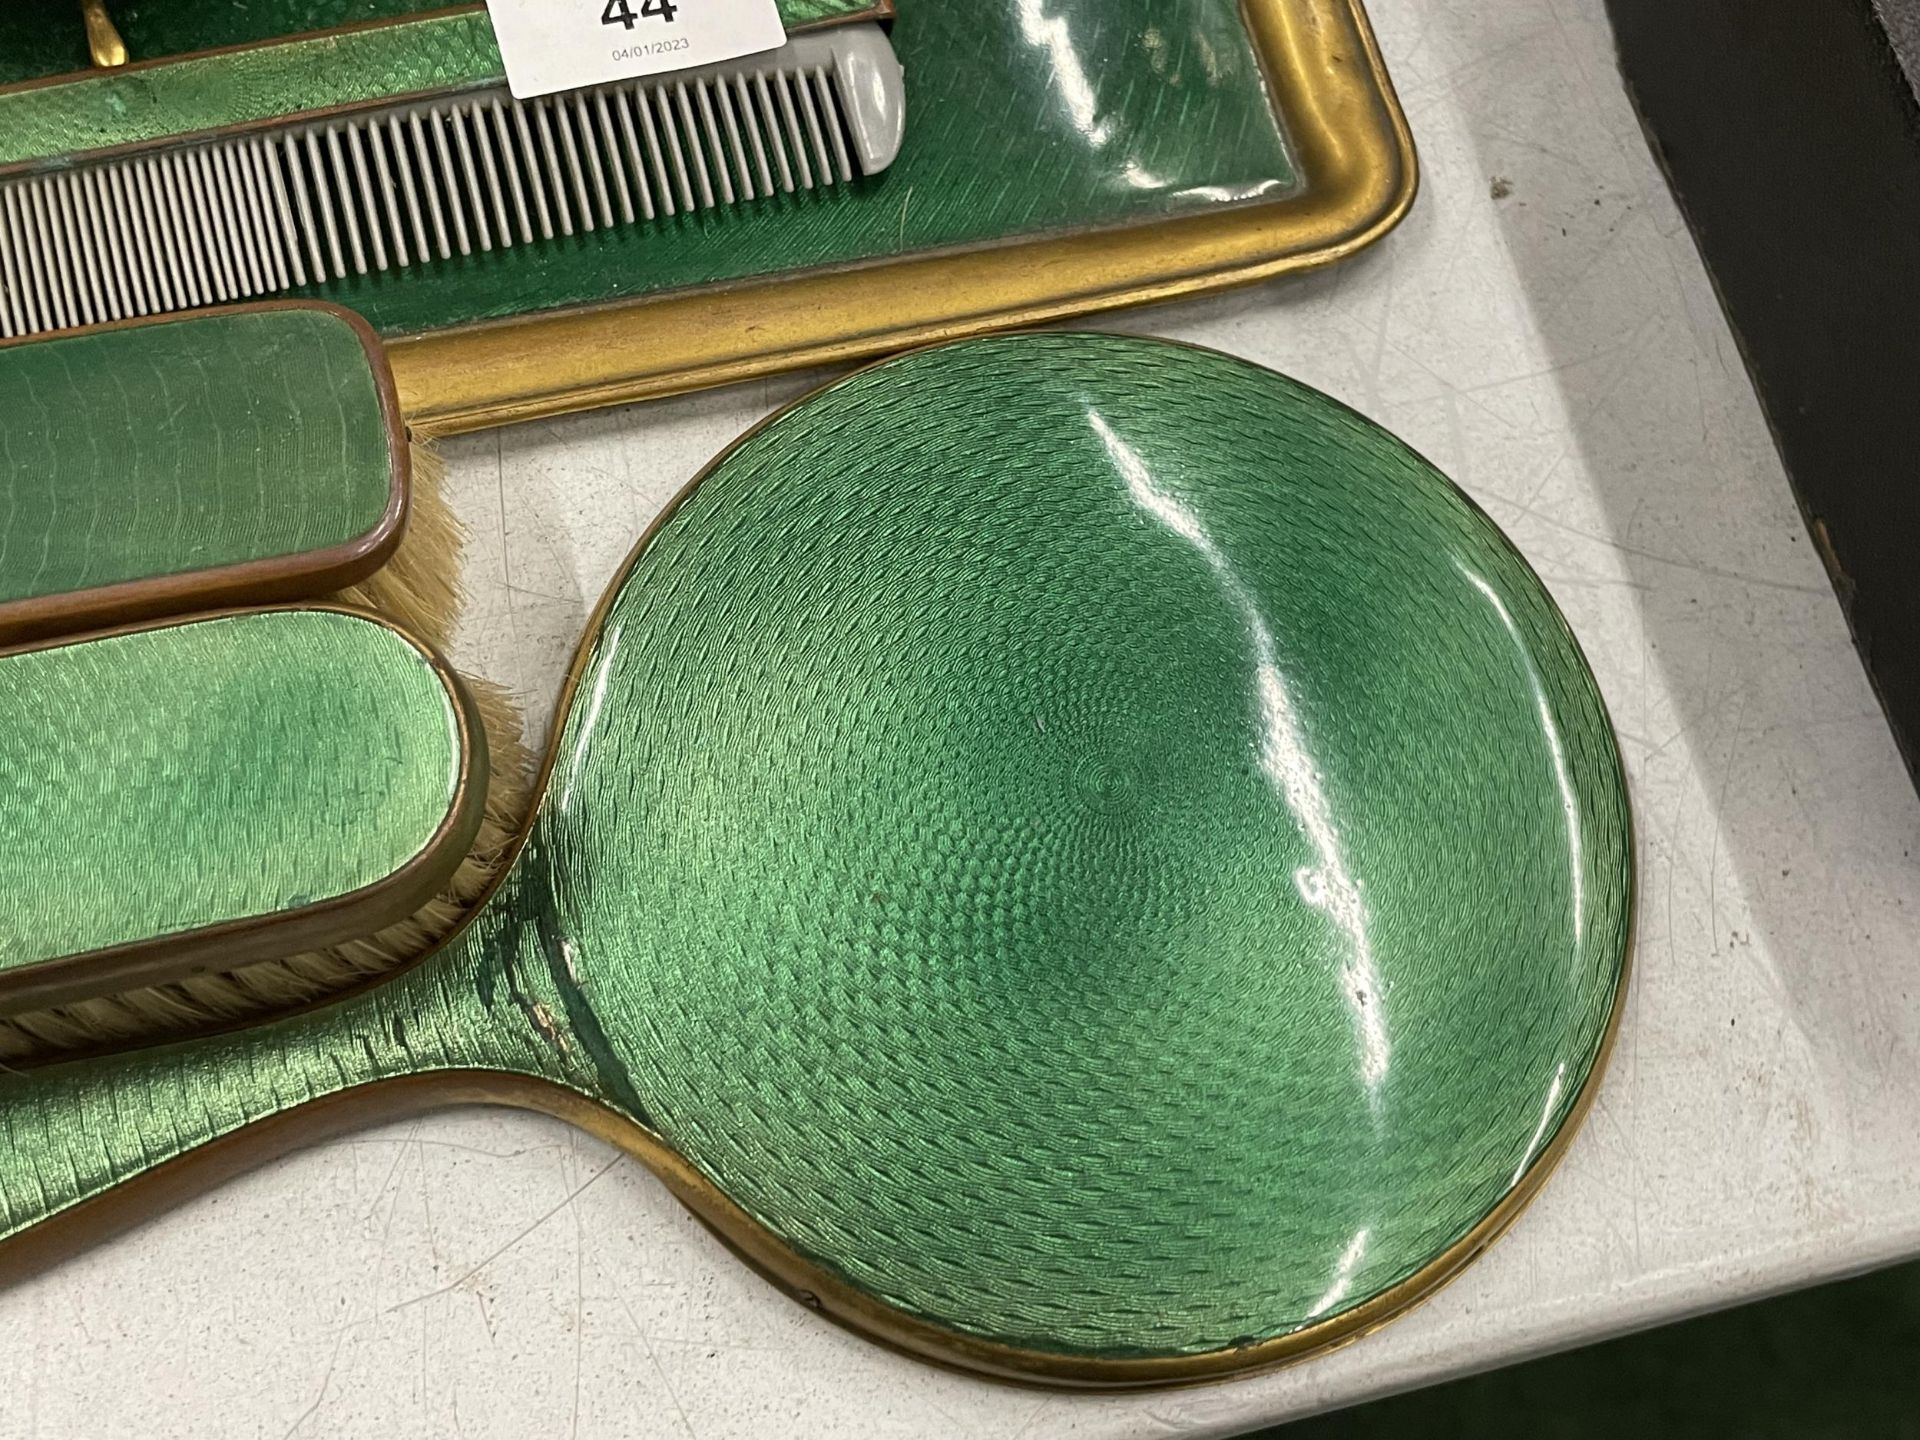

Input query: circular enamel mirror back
[531,332,1633,1380]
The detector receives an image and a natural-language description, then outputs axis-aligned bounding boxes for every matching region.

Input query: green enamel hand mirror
[0,333,1631,1387]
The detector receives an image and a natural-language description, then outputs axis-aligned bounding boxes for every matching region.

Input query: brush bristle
[0,442,530,1064]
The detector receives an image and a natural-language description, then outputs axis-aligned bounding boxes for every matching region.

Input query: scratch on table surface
[281,1317,352,1438]
[385,1157,621,1317]
[1706,693,1751,955]
[617,1297,700,1440]
[361,1120,420,1224]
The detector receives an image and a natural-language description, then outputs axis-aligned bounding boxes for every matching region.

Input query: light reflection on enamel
[1456,562,1586,950]
[1016,0,1111,145]
[1512,1062,1567,1186]
[1088,409,1390,1100]
[561,622,622,814]
[1305,1228,1371,1321]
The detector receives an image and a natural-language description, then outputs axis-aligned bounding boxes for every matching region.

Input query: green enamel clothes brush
[0,333,1630,1385]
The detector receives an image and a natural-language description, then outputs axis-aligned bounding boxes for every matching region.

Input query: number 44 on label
[602,0,678,26]
[485,0,784,98]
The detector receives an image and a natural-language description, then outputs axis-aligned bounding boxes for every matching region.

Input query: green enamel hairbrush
[0,301,530,1057]
[0,333,1630,1386]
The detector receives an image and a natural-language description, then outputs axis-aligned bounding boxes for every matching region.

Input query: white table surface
[9,0,1920,1434]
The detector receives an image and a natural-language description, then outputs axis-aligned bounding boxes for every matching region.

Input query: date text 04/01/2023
[613,36,690,58]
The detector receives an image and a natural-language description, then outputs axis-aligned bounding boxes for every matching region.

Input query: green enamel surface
[0,610,461,969]
[0,2,885,162]
[0,308,393,607]
[0,337,1629,1366]
[0,1,1297,337]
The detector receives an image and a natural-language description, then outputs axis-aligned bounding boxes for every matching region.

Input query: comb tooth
[33,179,79,327]
[139,158,188,311]
[792,67,835,187]
[0,190,28,336]
[713,81,754,200]
[218,144,269,294]
[342,123,390,271]
[728,75,772,199]
[40,176,84,326]
[100,167,140,317]
[467,102,515,247]
[44,176,88,326]
[447,107,492,252]
[0,190,28,337]
[281,135,329,284]
[148,158,193,308]
[691,81,736,205]
[142,160,183,311]
[189,149,240,300]
[79,170,130,321]
[672,83,716,209]
[4,188,43,334]
[50,176,100,325]
[548,98,596,232]
[426,111,472,255]
[298,133,346,280]
[564,93,610,228]
[531,104,574,237]
[656,85,697,210]
[20,183,60,330]
[383,115,428,264]
[812,67,854,184]
[355,125,403,272]
[508,100,556,240]
[630,85,677,217]
[210,145,262,296]
[608,88,655,223]
[190,147,237,299]
[321,128,368,275]
[592,92,637,226]
[0,236,18,338]
[488,100,536,244]
[248,138,298,289]
[108,165,156,314]
[401,114,451,261]
[185,150,232,301]
[752,72,795,193]
[772,70,815,189]
[60,172,110,323]
[648,86,694,213]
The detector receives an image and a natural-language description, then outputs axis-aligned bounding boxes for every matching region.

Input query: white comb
[0,24,905,338]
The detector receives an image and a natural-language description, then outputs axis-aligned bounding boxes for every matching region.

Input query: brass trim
[0,603,488,1020]
[389,0,1418,434]
[0,335,1632,1391]
[80,0,129,69]
[0,302,412,645]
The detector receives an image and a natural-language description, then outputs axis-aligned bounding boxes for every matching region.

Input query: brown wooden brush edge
[0,303,410,646]
[0,603,487,1017]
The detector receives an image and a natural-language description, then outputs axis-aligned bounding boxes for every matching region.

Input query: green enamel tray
[0,0,1414,431]
[0,335,1629,1386]
[0,606,482,1013]
[0,303,407,642]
